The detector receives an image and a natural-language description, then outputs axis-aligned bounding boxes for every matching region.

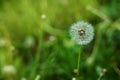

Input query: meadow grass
[0,0,120,80]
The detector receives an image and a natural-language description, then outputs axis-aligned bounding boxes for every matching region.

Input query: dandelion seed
[70,21,94,45]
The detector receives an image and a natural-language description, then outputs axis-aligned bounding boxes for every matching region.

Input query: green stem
[77,47,81,80]
[97,74,103,80]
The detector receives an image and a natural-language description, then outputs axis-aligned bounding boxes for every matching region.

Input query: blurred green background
[0,0,120,80]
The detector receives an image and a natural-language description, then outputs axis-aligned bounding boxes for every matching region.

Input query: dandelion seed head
[41,14,46,20]
[72,77,76,80]
[2,65,16,75]
[0,38,6,47]
[70,21,94,45]
[24,36,35,48]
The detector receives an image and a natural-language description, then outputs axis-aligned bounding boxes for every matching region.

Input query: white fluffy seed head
[70,21,94,45]
[72,77,76,80]
[2,65,16,75]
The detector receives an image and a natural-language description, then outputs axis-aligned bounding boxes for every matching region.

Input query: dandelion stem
[97,74,104,80]
[77,47,81,80]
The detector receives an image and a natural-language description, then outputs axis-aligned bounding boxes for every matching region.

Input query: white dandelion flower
[72,77,76,80]
[70,21,94,45]
[2,65,16,75]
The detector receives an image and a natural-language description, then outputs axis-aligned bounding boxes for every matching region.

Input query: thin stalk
[97,74,104,80]
[77,47,82,80]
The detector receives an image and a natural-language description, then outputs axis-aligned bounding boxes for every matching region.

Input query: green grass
[0,0,120,80]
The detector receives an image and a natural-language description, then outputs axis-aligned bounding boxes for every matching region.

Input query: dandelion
[41,14,46,20]
[49,36,56,42]
[96,66,107,80]
[24,36,35,48]
[69,21,94,80]
[70,21,94,45]
[0,38,6,47]
[2,65,16,75]
[72,77,76,80]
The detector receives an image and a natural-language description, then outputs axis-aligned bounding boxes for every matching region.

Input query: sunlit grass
[0,0,120,80]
